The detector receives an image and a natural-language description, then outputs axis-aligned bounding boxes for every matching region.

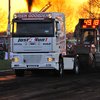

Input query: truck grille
[24,55,42,63]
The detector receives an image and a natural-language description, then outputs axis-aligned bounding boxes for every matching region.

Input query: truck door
[55,21,66,55]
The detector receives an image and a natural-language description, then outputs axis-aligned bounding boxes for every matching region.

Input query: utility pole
[89,0,91,19]
[7,0,11,60]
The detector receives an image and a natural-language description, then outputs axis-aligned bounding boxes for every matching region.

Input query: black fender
[59,54,64,69]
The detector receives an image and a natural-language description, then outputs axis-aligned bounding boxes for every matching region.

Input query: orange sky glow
[0,0,88,33]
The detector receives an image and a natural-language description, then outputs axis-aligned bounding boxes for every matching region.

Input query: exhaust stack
[26,0,34,12]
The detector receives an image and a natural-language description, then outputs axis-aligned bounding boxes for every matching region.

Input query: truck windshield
[81,31,97,45]
[12,22,54,37]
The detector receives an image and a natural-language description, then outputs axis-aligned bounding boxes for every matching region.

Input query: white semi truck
[11,12,79,76]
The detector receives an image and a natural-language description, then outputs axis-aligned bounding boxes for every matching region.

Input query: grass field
[0,60,11,69]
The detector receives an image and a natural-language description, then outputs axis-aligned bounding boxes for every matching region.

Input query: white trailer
[11,12,79,76]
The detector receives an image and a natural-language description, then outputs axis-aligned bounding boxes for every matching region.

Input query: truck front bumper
[11,53,59,70]
[12,62,59,70]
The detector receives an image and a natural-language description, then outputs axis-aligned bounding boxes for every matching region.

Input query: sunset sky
[0,0,88,32]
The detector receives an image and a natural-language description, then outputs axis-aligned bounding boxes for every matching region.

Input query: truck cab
[11,12,66,76]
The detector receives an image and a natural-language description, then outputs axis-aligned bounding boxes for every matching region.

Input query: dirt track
[0,69,100,100]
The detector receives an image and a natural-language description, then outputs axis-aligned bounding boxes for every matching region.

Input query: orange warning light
[92,25,96,28]
[82,25,87,28]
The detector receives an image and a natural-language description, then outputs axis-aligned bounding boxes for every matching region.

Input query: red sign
[15,13,52,19]
[80,19,100,29]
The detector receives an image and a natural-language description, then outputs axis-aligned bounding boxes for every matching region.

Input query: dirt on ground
[0,69,100,100]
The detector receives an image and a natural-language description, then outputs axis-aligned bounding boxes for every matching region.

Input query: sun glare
[0,0,88,32]
[31,7,40,12]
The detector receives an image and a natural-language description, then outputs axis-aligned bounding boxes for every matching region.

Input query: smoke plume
[25,0,34,12]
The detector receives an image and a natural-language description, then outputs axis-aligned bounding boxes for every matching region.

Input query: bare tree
[76,0,100,19]
[49,0,67,12]
[48,0,75,33]
[75,1,90,20]
[74,0,100,36]
[90,0,100,18]
[0,8,7,32]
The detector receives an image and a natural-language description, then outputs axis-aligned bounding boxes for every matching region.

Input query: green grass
[0,60,11,70]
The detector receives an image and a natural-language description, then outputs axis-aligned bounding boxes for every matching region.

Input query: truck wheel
[15,70,24,77]
[59,58,63,76]
[92,56,95,68]
[54,58,63,77]
[74,58,79,74]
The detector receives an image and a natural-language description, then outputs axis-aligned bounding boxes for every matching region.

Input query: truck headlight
[12,58,18,62]
[47,58,55,61]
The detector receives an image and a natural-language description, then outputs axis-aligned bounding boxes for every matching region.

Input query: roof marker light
[14,14,17,19]
[49,14,52,18]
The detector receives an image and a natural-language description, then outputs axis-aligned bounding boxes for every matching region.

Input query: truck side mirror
[57,23,61,35]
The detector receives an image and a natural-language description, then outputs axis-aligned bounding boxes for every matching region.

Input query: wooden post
[8,0,11,60]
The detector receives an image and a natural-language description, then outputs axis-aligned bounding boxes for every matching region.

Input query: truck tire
[92,56,95,68]
[73,58,79,74]
[54,58,63,77]
[15,70,24,77]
